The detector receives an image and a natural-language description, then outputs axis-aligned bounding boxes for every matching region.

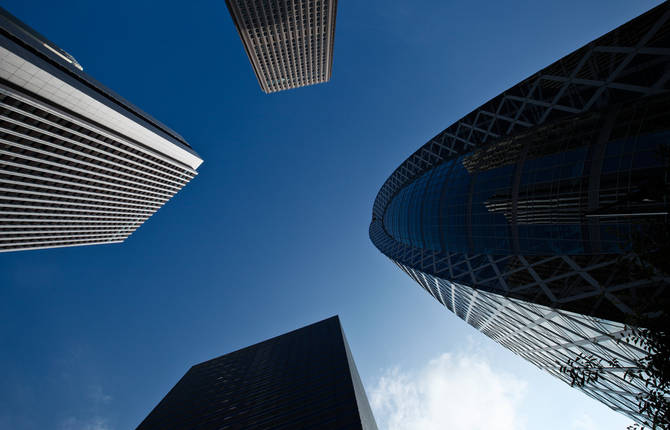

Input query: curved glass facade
[370,3,670,426]
[383,129,669,256]
[394,261,650,425]
[373,90,670,322]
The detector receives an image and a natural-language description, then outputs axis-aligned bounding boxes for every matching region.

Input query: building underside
[0,6,202,252]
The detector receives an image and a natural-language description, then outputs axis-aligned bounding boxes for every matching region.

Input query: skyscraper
[0,7,202,253]
[225,0,337,93]
[136,316,378,430]
[370,3,669,424]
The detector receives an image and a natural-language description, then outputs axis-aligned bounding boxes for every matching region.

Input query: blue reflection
[382,132,668,255]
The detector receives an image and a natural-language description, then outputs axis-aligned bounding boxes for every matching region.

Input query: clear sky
[0,1,663,429]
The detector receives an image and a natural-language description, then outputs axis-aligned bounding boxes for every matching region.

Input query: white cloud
[570,413,597,430]
[570,412,625,430]
[370,352,528,430]
[88,385,112,405]
[61,416,111,430]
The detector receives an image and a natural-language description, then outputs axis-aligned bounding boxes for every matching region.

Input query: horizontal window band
[0,238,124,252]
[0,210,150,220]
[0,100,195,178]
[0,159,178,200]
[0,186,163,209]
[0,85,199,173]
[0,172,169,204]
[0,116,192,186]
[0,217,143,225]
[0,227,138,234]
[0,140,185,195]
[0,202,156,216]
[0,231,133,242]
[0,195,158,213]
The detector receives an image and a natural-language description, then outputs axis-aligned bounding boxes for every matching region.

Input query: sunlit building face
[0,7,202,253]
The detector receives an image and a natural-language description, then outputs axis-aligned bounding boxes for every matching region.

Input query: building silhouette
[370,3,670,424]
[0,7,202,253]
[226,0,337,93]
[136,316,378,430]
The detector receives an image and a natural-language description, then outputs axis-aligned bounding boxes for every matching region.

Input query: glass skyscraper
[136,316,378,430]
[370,3,669,424]
[0,7,202,252]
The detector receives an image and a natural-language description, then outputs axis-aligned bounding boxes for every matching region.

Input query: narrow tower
[225,0,338,93]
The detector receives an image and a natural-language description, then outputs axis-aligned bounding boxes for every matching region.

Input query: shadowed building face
[136,316,378,430]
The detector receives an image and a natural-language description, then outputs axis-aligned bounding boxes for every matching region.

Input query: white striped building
[0,7,202,252]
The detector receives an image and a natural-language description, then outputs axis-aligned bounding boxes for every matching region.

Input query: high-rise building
[225,0,337,93]
[370,3,670,424]
[0,7,202,253]
[136,316,378,430]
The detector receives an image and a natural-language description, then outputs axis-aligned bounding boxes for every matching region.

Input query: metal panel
[226,0,338,93]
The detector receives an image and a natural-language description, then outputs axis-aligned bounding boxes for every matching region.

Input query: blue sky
[0,1,662,429]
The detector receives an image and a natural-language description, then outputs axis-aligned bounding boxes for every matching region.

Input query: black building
[136,316,377,430]
[369,3,669,424]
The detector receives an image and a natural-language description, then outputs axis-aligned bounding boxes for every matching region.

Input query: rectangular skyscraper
[136,316,378,430]
[0,7,202,252]
[226,0,337,93]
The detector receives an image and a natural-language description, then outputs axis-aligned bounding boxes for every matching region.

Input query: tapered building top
[369,2,670,425]
[137,316,378,430]
[226,0,337,93]
[370,1,670,323]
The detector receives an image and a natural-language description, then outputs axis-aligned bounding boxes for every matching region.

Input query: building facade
[226,0,337,93]
[0,7,202,252]
[136,316,377,430]
[370,3,670,424]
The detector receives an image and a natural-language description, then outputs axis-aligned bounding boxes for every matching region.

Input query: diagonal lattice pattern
[370,2,670,322]
[370,3,670,426]
[396,260,650,424]
[372,4,670,220]
[370,219,670,323]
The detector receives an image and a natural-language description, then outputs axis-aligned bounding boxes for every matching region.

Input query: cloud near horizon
[370,352,528,430]
[61,416,111,430]
[88,384,112,405]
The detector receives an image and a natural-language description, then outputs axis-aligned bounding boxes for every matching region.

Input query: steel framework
[370,3,670,425]
[396,260,649,424]
[373,5,670,216]
[370,3,670,321]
